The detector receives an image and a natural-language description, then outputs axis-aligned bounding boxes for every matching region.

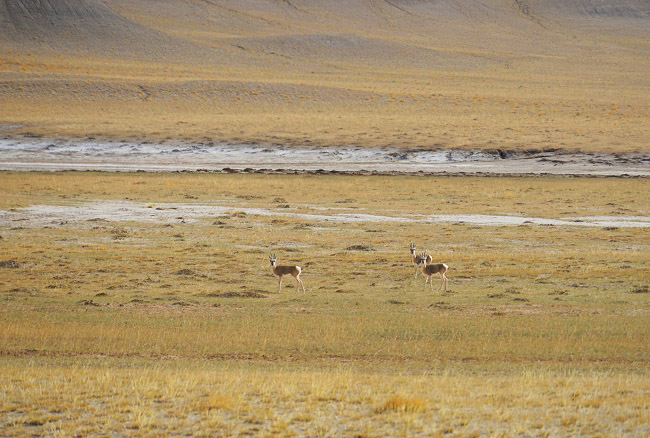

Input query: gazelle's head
[409,242,416,255]
[418,251,429,265]
[269,253,277,267]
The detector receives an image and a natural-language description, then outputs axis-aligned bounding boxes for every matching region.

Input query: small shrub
[0,260,20,268]
[345,244,373,251]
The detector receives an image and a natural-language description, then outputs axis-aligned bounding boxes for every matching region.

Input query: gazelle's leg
[443,274,448,292]
[278,276,283,293]
[296,274,305,293]
[414,264,419,279]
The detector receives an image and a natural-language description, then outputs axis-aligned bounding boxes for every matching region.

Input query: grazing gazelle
[418,251,448,292]
[269,253,305,293]
[410,242,432,279]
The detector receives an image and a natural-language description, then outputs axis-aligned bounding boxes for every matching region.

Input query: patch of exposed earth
[0,138,648,176]
[1,200,648,229]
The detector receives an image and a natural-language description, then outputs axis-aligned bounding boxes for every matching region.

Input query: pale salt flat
[1,139,649,176]
[1,201,648,229]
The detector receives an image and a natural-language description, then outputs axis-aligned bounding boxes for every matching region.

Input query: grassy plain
[0,172,649,435]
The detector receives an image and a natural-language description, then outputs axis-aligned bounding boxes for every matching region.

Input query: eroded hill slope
[0,0,648,152]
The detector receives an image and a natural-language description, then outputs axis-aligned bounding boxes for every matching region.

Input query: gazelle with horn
[418,251,448,292]
[410,242,432,279]
[269,252,305,293]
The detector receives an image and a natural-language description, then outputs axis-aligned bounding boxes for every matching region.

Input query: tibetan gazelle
[269,253,305,293]
[418,251,448,292]
[410,242,432,279]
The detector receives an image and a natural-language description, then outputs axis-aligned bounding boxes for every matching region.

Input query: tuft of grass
[193,394,233,412]
[377,395,427,413]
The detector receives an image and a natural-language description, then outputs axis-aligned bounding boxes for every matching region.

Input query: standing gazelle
[269,253,305,293]
[418,251,448,292]
[410,242,432,279]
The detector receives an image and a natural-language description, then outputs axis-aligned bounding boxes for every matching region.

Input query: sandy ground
[2,200,648,229]
[1,138,648,176]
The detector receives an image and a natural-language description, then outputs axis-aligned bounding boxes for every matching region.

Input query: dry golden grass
[1,359,648,436]
[1,171,647,217]
[377,396,427,414]
[0,172,649,435]
[1,1,648,152]
[2,59,647,153]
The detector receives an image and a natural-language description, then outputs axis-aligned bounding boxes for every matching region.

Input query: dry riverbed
[1,137,649,176]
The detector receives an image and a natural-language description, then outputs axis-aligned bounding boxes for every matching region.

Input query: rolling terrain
[1,3,649,435]
[0,0,648,151]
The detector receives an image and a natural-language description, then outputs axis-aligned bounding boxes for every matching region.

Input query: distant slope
[0,1,648,152]
[0,0,219,61]
[2,0,647,66]
[524,0,649,18]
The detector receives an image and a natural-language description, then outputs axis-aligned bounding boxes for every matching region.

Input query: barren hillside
[0,0,648,151]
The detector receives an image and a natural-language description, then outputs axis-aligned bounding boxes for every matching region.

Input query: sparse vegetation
[0,2,648,152]
[1,1,648,433]
[377,396,427,414]
[0,172,648,435]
